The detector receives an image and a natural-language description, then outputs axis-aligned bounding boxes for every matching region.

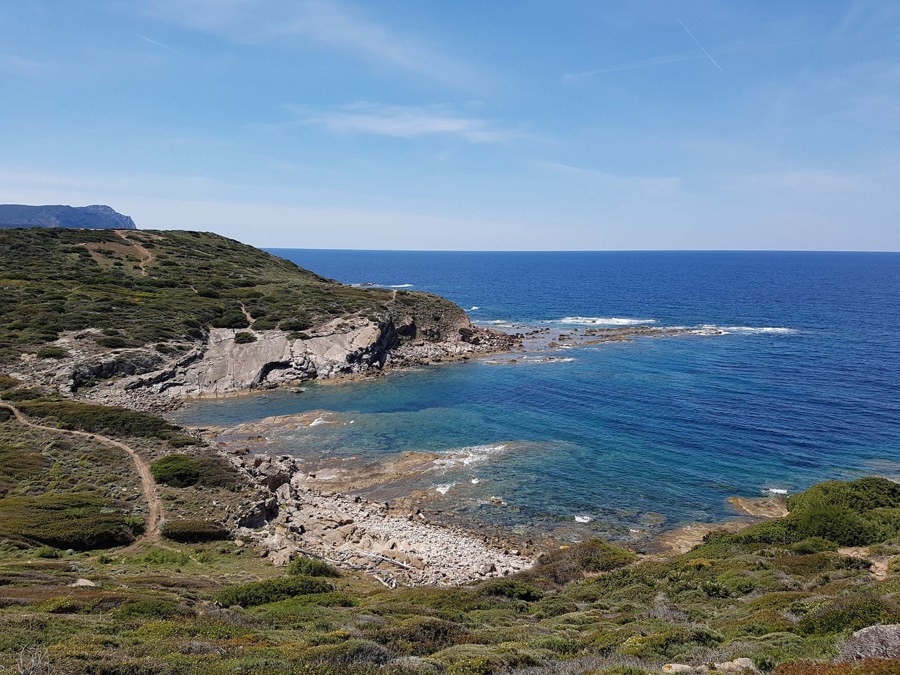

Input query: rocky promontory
[0,204,136,229]
[0,228,519,409]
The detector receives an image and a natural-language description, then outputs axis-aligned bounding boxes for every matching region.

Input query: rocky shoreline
[227,451,535,587]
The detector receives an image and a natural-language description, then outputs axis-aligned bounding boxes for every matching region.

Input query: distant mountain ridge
[0,204,136,230]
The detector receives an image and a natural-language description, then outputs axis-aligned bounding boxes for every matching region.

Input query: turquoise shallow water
[176,251,900,544]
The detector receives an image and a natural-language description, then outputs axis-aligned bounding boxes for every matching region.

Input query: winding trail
[0,402,162,545]
[115,229,155,277]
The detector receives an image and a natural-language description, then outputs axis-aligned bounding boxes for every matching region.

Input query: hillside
[0,228,508,404]
[0,377,898,674]
[0,204,136,230]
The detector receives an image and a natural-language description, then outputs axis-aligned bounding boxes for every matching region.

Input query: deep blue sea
[177,251,900,544]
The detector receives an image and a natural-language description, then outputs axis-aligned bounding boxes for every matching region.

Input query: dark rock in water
[0,204,136,229]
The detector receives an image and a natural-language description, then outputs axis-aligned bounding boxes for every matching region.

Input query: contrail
[138,34,179,54]
[677,18,723,72]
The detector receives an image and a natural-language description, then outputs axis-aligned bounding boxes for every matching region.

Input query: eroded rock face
[13,315,519,411]
[159,319,397,397]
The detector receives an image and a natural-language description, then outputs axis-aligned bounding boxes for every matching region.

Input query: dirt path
[0,402,163,545]
[838,546,894,581]
[239,303,256,327]
[115,230,155,277]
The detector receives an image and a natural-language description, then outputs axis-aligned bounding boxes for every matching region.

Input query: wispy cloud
[284,102,520,142]
[141,0,480,88]
[137,34,180,53]
[536,161,683,197]
[0,53,45,75]
[563,50,707,80]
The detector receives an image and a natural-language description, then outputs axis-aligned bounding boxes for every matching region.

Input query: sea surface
[177,251,900,545]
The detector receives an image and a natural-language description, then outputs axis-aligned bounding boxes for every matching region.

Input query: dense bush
[791,537,840,554]
[35,347,68,359]
[481,579,544,601]
[15,400,194,444]
[773,659,900,674]
[287,556,341,578]
[151,455,200,487]
[233,331,257,344]
[0,493,137,549]
[787,477,900,514]
[718,477,900,549]
[797,596,900,635]
[161,519,230,543]
[0,374,20,391]
[367,616,470,656]
[217,575,334,607]
[151,454,239,489]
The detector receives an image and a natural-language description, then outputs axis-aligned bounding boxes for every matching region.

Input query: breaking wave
[552,316,657,326]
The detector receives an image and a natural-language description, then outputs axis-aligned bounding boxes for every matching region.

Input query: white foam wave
[574,515,593,523]
[469,306,480,311]
[350,282,413,289]
[308,417,329,427]
[434,483,454,495]
[696,325,796,335]
[727,326,796,334]
[521,356,576,364]
[433,443,509,469]
[471,478,480,484]
[552,316,657,326]
[766,488,789,495]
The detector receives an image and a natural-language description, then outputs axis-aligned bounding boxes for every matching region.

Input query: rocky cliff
[0,204,136,229]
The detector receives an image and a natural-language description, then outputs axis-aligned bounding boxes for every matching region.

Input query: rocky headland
[0,203,136,229]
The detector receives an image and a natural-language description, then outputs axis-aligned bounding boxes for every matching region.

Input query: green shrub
[287,556,341,578]
[117,599,180,620]
[573,540,637,572]
[35,347,68,359]
[0,493,136,549]
[151,455,200,487]
[233,331,257,344]
[140,547,190,565]
[217,575,334,607]
[368,616,470,656]
[0,374,20,391]
[791,537,839,554]
[481,579,544,602]
[797,595,899,635]
[792,505,881,547]
[15,400,187,441]
[161,519,229,543]
[34,545,60,558]
[96,336,131,349]
[787,477,900,515]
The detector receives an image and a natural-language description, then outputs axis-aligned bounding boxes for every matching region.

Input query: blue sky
[1,1,898,250]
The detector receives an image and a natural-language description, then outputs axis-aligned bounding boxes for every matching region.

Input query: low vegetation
[13,398,198,446]
[0,458,896,673]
